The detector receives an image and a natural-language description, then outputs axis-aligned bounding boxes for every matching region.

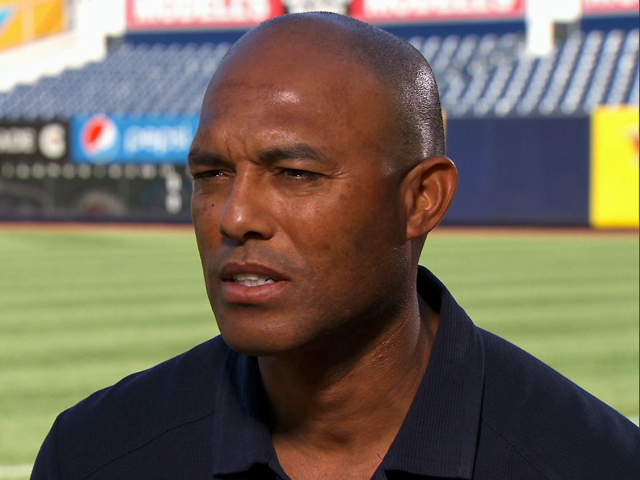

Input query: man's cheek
[193,197,220,238]
[191,196,209,233]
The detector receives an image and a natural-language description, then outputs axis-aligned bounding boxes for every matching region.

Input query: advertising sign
[0,0,67,51]
[0,120,69,163]
[590,107,639,228]
[71,115,199,164]
[126,0,285,30]
[583,0,640,15]
[349,0,525,23]
[282,0,351,14]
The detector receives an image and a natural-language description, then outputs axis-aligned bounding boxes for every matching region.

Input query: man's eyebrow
[257,143,331,165]
[188,144,332,168]
[187,149,228,169]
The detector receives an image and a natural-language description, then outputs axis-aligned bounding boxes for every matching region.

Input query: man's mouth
[219,263,289,303]
[233,273,278,287]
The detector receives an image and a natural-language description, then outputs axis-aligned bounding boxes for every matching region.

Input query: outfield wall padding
[444,116,591,226]
[590,107,639,228]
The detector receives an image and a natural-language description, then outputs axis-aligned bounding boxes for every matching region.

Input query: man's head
[221,12,446,165]
[189,12,457,356]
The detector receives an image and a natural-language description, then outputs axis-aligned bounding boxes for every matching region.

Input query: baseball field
[0,225,638,479]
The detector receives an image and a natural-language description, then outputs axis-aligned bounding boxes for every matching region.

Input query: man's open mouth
[232,273,278,287]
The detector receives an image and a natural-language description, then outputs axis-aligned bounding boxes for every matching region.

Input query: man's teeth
[233,273,277,287]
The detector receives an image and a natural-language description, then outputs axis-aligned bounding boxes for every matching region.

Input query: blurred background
[0,0,638,477]
[0,0,638,226]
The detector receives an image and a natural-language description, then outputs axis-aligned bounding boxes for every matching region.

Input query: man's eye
[279,168,321,181]
[192,170,225,180]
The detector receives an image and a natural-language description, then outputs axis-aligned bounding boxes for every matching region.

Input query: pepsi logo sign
[71,115,199,163]
[80,115,119,161]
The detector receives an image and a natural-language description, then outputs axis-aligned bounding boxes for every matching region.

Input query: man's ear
[403,155,458,240]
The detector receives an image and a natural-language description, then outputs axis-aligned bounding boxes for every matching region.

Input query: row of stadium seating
[0,29,637,119]
[411,29,639,116]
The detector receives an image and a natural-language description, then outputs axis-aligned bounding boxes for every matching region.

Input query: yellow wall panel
[33,0,65,37]
[0,5,22,50]
[590,107,640,228]
[0,0,66,51]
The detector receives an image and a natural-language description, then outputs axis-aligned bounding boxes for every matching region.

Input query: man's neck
[258,294,439,480]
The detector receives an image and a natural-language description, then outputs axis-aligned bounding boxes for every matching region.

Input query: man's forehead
[201,37,389,126]
[197,75,391,149]
[225,14,365,64]
[193,16,405,162]
[208,33,380,96]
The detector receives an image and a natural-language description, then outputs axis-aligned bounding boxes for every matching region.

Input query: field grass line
[1,222,638,239]
[0,464,31,479]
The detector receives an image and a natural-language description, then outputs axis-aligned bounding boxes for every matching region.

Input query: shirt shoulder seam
[79,410,216,480]
[481,418,554,480]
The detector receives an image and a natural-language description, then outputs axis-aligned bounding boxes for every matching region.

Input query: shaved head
[214,12,445,169]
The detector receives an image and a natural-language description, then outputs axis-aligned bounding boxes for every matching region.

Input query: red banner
[582,0,639,15]
[126,0,285,30]
[349,0,525,23]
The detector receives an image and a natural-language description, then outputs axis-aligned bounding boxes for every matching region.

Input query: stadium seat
[538,30,586,114]
[1,31,637,120]
[605,29,639,105]
[494,56,536,116]
[582,30,624,111]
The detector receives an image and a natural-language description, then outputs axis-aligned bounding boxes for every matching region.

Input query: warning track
[0,221,637,239]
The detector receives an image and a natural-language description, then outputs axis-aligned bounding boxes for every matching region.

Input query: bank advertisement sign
[126,0,285,30]
[590,107,639,228]
[0,120,69,163]
[71,115,198,164]
[583,0,640,15]
[349,0,525,23]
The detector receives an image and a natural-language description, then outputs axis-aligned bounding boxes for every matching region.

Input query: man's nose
[218,173,275,242]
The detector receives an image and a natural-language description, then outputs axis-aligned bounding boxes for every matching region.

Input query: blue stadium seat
[605,29,639,105]
[582,30,624,111]
[0,32,637,120]
[628,66,640,105]
[538,30,587,114]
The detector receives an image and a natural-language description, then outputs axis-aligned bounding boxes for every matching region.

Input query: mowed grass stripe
[2,295,210,330]
[0,228,637,467]
[0,464,33,480]
[424,233,639,420]
[0,230,215,464]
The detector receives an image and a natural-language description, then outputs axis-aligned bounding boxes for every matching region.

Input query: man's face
[189,41,413,356]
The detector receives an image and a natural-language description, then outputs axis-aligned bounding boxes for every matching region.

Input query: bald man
[32,13,638,480]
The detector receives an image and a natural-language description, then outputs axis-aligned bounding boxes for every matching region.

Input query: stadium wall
[6,111,639,228]
[581,14,640,32]
[122,19,527,47]
[590,107,640,228]
[68,114,593,230]
[445,116,591,226]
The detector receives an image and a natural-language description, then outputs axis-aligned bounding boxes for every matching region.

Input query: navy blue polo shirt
[32,267,639,480]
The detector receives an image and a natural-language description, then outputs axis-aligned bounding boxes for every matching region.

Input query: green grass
[0,227,638,472]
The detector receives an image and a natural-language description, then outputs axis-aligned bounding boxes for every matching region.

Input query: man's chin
[214,307,310,356]
[218,327,307,357]
[222,340,303,358]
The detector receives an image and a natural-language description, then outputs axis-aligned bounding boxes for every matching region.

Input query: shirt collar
[380,266,484,478]
[210,348,276,476]
[211,266,485,479]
